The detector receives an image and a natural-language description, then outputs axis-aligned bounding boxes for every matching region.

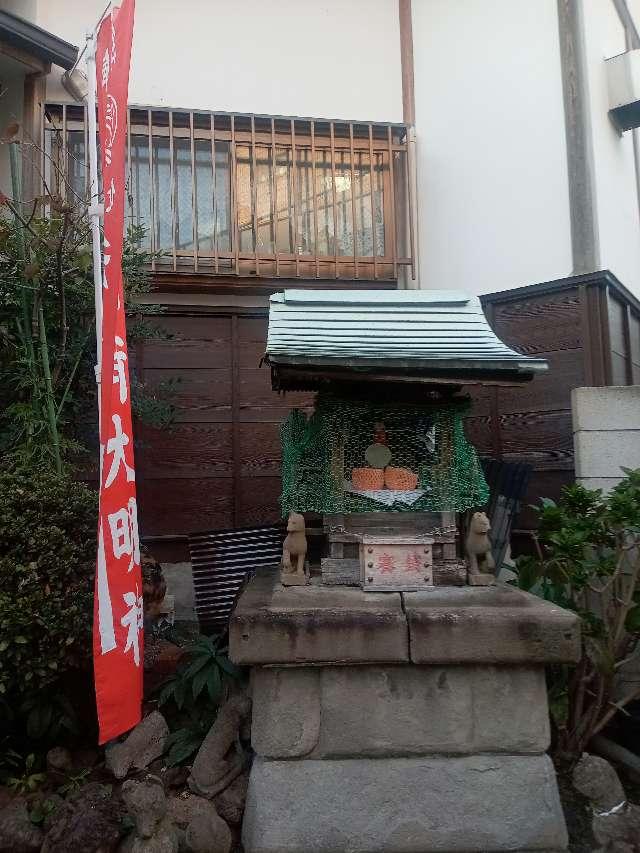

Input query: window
[44,105,414,281]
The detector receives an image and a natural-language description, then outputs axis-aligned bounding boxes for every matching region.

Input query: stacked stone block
[231,575,580,853]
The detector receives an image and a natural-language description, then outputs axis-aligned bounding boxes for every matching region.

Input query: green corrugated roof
[265,289,547,381]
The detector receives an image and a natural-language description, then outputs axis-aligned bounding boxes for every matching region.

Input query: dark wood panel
[137,423,233,478]
[608,296,627,356]
[464,415,494,456]
[237,316,269,342]
[238,422,281,476]
[515,468,575,534]
[239,368,312,410]
[237,476,283,526]
[143,367,232,422]
[137,477,233,537]
[497,349,583,414]
[498,409,574,470]
[139,315,232,370]
[630,313,640,363]
[491,290,582,355]
[460,385,493,418]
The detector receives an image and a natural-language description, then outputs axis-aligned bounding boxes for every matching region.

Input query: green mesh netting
[280,395,489,515]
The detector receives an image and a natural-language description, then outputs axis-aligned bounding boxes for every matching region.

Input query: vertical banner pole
[91,0,141,745]
[85,32,104,396]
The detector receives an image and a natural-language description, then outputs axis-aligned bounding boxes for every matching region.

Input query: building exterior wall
[411,0,573,296]
[35,0,403,123]
[572,385,640,491]
[0,63,23,192]
[583,0,640,298]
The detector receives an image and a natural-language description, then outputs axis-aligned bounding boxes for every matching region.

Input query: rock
[161,766,189,790]
[184,810,232,853]
[251,664,550,759]
[72,748,100,770]
[39,794,64,832]
[0,799,44,853]
[106,711,169,779]
[46,746,73,773]
[121,777,179,853]
[41,782,124,853]
[242,755,568,853]
[167,793,215,829]
[213,771,249,826]
[188,695,251,798]
[573,753,640,852]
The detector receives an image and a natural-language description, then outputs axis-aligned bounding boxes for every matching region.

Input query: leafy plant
[57,768,92,797]
[157,634,244,766]
[29,797,60,826]
[515,468,640,758]
[0,469,97,752]
[162,711,218,768]
[0,137,169,472]
[6,753,46,795]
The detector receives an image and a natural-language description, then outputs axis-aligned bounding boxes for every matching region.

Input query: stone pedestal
[230,574,581,853]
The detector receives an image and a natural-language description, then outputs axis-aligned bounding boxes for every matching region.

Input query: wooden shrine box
[265,289,548,588]
[322,511,464,587]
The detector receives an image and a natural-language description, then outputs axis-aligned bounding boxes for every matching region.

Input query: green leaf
[216,656,242,679]
[165,732,202,767]
[158,679,178,707]
[625,605,640,634]
[173,678,186,711]
[206,666,222,703]
[192,665,210,701]
[180,655,210,681]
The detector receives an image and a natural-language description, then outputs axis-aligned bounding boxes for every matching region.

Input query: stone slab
[242,754,568,852]
[575,476,626,494]
[250,664,550,759]
[250,668,320,758]
[574,429,640,478]
[404,585,581,665]
[572,385,640,432]
[468,572,496,586]
[230,572,408,665]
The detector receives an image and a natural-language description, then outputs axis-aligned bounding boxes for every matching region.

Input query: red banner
[93,0,140,744]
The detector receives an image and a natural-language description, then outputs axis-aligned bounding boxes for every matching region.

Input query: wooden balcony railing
[44,104,414,282]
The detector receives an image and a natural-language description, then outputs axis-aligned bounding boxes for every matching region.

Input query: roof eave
[265,352,547,376]
[0,10,78,70]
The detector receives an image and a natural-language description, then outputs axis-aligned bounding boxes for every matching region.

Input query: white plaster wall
[582,0,640,299]
[0,0,38,17]
[411,0,573,295]
[34,0,403,123]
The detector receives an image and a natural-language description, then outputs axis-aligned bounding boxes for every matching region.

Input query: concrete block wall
[572,386,640,492]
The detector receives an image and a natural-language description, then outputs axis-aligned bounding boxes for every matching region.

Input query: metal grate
[480,459,532,571]
[43,103,414,281]
[188,524,283,634]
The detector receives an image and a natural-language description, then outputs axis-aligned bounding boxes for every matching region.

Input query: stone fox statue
[282,511,308,577]
[466,511,495,575]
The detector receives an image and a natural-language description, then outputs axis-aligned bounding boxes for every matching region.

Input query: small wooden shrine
[265,288,547,590]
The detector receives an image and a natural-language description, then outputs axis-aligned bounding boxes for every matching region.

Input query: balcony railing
[44,104,414,281]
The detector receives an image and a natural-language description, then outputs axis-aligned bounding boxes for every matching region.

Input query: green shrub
[515,467,640,758]
[0,469,97,741]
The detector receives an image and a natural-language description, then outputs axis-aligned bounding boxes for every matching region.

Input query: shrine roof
[264,289,547,386]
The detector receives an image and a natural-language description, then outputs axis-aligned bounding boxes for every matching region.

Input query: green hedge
[0,470,97,704]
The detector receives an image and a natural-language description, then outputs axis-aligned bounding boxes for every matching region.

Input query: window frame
[43,104,414,282]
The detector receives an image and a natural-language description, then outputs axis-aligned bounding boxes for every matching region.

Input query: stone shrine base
[230,574,581,853]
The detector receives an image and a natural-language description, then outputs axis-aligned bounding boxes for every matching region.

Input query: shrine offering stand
[230,573,581,853]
